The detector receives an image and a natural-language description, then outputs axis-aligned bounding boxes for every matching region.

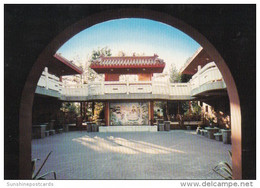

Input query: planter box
[201,130,208,137]
[207,130,215,139]
[32,124,47,139]
[170,122,180,130]
[49,130,55,135]
[63,124,69,132]
[205,127,220,139]
[96,119,102,126]
[164,121,170,131]
[158,124,164,131]
[56,128,63,134]
[45,131,50,137]
[186,126,192,130]
[214,133,223,141]
[157,119,164,125]
[222,129,231,144]
[92,124,98,132]
[87,124,92,132]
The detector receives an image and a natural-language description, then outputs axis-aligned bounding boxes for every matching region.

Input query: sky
[57,18,201,72]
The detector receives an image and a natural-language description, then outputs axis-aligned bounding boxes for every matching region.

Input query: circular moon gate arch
[19,8,242,179]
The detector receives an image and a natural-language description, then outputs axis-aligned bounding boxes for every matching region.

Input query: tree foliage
[83,47,112,83]
[169,64,182,83]
[182,101,201,115]
[60,102,80,115]
[91,46,112,60]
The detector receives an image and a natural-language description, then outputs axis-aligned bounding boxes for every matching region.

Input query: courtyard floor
[32,130,231,180]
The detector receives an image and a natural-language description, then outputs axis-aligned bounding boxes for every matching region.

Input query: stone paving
[32,130,231,180]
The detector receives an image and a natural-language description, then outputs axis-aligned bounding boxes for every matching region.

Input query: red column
[105,102,110,126]
[80,102,83,117]
[83,102,86,120]
[149,101,154,125]
[166,101,169,120]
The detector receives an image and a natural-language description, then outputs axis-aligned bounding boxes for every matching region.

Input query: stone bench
[91,124,98,132]
[49,130,55,135]
[86,122,93,132]
[170,122,180,130]
[45,130,50,137]
[214,133,223,141]
[201,129,208,137]
[63,124,69,132]
[157,119,164,125]
[56,128,63,134]
[186,126,192,130]
[205,127,220,139]
[32,124,47,139]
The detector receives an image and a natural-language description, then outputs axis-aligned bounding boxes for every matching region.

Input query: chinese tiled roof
[90,54,165,68]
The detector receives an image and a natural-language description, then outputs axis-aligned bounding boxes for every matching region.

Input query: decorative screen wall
[110,102,149,126]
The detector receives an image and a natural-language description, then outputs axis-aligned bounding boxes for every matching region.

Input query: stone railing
[61,81,191,97]
[37,70,63,93]
[37,63,225,99]
[190,62,223,91]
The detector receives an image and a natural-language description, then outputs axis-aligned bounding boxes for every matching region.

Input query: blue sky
[57,18,200,71]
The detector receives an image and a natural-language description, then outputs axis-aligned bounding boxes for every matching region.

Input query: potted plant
[207,117,215,128]
[213,151,232,179]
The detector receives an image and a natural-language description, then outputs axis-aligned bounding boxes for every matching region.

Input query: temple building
[90,54,165,126]
[34,48,229,132]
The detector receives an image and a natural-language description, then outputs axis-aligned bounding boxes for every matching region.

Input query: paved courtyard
[32,130,231,180]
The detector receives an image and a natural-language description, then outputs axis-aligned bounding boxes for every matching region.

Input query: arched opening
[19,8,241,179]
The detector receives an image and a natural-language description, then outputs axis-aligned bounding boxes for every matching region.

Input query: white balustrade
[152,81,170,95]
[37,63,225,98]
[128,81,152,94]
[37,74,46,87]
[190,62,223,90]
[37,73,61,93]
[88,83,102,95]
[169,83,190,96]
[104,84,127,94]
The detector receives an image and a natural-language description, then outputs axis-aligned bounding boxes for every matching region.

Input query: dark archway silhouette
[5,5,255,179]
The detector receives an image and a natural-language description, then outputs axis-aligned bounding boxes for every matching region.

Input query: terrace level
[36,62,226,101]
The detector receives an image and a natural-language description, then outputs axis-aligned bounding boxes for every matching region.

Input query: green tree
[180,74,192,83]
[91,46,112,60]
[169,64,182,83]
[61,102,80,115]
[83,47,112,83]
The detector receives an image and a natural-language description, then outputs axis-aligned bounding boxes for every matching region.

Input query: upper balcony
[190,62,226,97]
[36,62,226,101]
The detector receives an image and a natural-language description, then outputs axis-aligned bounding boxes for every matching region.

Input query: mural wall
[110,102,149,126]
